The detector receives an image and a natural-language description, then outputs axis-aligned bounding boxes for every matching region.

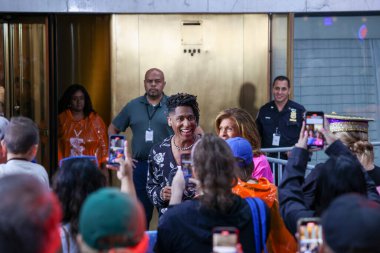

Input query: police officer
[256,76,305,158]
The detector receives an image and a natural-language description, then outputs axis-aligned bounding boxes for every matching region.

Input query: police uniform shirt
[256,100,306,148]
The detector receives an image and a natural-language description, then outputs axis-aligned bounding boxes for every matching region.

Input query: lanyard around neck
[146,104,159,129]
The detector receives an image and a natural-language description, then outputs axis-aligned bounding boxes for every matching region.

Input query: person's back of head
[0,116,9,163]
[53,157,106,237]
[325,113,374,169]
[225,137,254,182]
[314,155,367,215]
[78,188,148,253]
[335,131,374,169]
[4,116,39,155]
[192,133,237,213]
[0,174,62,253]
[321,194,380,253]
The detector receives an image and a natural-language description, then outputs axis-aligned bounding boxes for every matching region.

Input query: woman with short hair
[215,107,274,182]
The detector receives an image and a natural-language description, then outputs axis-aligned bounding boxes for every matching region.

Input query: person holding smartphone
[279,122,370,235]
[146,93,200,217]
[155,134,269,253]
[302,113,380,209]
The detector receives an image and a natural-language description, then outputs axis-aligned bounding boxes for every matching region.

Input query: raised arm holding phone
[106,139,137,199]
[279,118,371,235]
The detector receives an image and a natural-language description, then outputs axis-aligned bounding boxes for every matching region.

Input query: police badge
[290,108,297,122]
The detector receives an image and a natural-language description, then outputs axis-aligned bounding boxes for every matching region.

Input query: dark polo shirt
[112,94,173,160]
[256,100,306,148]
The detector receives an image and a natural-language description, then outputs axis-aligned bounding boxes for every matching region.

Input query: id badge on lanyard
[146,104,158,143]
[145,129,154,142]
[272,127,280,146]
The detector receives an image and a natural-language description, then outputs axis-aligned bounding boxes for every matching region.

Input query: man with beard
[109,68,173,228]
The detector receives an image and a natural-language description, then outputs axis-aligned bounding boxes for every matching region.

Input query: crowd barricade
[261,141,380,186]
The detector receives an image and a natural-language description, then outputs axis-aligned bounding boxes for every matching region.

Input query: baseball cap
[225,137,253,167]
[321,194,380,253]
[325,113,373,133]
[79,188,148,252]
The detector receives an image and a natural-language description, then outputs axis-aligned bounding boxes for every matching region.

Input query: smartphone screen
[297,218,323,253]
[108,135,125,165]
[212,227,239,253]
[305,112,324,149]
[180,153,192,179]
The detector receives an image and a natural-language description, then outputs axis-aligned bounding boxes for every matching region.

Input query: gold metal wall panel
[243,15,269,118]
[111,14,269,133]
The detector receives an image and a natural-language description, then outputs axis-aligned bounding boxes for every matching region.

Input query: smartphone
[180,153,192,179]
[297,218,323,253]
[305,111,324,149]
[212,227,239,253]
[108,135,125,165]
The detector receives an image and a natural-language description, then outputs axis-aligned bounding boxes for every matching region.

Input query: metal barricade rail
[261,141,380,186]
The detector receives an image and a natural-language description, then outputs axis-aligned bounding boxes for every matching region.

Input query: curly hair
[215,108,262,156]
[167,93,200,124]
[192,133,238,214]
[53,158,106,237]
[58,84,94,117]
[334,131,374,170]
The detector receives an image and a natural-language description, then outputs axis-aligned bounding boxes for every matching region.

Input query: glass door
[0,16,50,170]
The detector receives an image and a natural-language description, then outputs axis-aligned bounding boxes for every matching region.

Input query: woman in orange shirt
[58,84,108,168]
[226,137,297,253]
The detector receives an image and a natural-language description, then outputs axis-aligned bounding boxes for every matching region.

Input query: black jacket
[155,195,269,253]
[279,140,380,235]
[256,100,305,149]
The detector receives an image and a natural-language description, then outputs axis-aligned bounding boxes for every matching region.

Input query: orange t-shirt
[58,110,108,166]
[233,178,297,253]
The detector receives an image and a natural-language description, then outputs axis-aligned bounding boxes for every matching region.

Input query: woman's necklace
[172,136,195,151]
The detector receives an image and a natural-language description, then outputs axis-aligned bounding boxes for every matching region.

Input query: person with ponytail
[327,115,380,192]
[155,134,269,253]
[302,113,380,211]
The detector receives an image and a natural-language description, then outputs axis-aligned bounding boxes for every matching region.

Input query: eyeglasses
[59,155,98,168]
